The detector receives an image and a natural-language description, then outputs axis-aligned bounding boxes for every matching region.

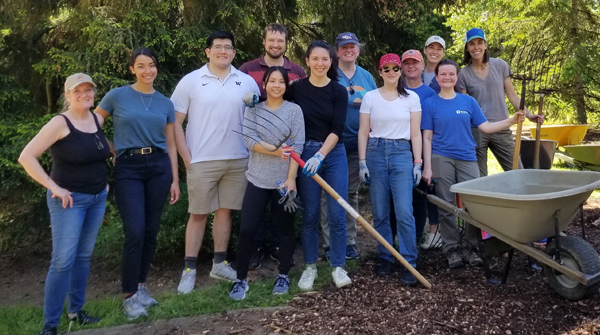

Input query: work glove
[278,189,302,213]
[413,162,422,187]
[242,92,259,108]
[302,151,325,177]
[359,159,370,185]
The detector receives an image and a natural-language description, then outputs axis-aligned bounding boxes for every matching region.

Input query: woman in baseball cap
[459,28,543,178]
[19,73,110,335]
[357,53,422,286]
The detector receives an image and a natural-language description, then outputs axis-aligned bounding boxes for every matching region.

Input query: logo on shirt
[236,81,241,86]
[202,83,209,86]
[456,110,469,115]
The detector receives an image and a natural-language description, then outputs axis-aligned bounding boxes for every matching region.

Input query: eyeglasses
[94,133,104,150]
[211,45,234,52]
[348,80,355,95]
[382,66,401,73]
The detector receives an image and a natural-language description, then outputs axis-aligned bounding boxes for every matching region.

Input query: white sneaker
[136,283,158,307]
[298,267,318,291]
[421,232,442,250]
[177,268,197,294]
[332,267,352,288]
[123,293,148,320]
[210,261,236,282]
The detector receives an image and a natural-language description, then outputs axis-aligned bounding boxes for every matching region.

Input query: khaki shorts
[187,158,248,214]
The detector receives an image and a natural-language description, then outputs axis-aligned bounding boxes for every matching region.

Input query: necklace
[139,92,153,111]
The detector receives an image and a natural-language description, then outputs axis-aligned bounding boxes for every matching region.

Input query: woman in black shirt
[19,73,111,335]
[285,40,352,291]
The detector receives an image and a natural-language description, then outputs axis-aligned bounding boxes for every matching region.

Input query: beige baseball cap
[64,73,96,92]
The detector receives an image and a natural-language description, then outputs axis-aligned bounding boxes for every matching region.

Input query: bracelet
[414,159,422,164]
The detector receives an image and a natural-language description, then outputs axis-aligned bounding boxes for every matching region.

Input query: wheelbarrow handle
[286,148,432,289]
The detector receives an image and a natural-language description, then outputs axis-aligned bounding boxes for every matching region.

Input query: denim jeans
[319,149,359,248]
[298,141,348,267]
[367,138,417,267]
[43,188,108,328]
[114,151,172,294]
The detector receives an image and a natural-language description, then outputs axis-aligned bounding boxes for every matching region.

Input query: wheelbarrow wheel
[543,235,600,301]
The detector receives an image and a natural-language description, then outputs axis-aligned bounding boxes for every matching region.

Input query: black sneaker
[269,247,280,262]
[376,259,394,276]
[39,325,57,335]
[400,269,417,286]
[345,244,359,260]
[447,250,464,269]
[68,310,101,325]
[249,248,265,270]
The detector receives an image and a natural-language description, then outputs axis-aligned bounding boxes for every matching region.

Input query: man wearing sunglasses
[319,32,377,262]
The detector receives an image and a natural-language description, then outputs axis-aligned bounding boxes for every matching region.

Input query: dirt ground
[3,128,600,334]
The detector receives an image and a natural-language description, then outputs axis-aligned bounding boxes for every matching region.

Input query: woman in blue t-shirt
[421,59,522,269]
[95,48,180,320]
[20,73,111,335]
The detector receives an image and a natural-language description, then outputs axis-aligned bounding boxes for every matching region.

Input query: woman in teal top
[95,48,180,320]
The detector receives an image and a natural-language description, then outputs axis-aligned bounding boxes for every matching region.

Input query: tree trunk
[571,0,587,124]
[183,0,195,27]
[46,78,53,113]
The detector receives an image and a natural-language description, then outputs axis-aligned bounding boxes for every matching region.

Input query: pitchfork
[236,106,432,289]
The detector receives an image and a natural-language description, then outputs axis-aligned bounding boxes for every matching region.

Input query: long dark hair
[462,43,490,65]
[129,48,159,71]
[262,66,290,92]
[305,40,339,81]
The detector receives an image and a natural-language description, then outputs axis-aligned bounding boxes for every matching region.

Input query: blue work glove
[359,159,370,185]
[303,151,325,176]
[413,162,422,187]
[242,92,259,108]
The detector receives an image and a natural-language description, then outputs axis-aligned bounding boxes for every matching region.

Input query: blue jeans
[114,151,172,294]
[298,141,348,267]
[367,138,418,267]
[44,188,108,328]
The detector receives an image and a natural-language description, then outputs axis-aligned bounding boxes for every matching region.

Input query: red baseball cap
[379,53,402,69]
[401,50,424,62]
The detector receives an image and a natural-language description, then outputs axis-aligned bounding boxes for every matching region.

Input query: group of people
[20,24,543,335]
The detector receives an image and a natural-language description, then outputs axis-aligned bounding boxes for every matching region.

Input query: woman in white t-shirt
[358,53,422,286]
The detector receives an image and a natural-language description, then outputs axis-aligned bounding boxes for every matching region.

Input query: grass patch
[0,260,360,335]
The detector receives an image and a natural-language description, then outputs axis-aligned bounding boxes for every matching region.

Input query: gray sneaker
[462,248,483,267]
[136,283,158,307]
[177,268,197,294]
[447,251,464,269]
[229,279,249,300]
[210,261,236,282]
[272,274,290,295]
[123,294,148,320]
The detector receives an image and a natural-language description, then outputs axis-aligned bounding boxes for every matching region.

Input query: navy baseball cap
[335,32,359,47]
[465,28,486,43]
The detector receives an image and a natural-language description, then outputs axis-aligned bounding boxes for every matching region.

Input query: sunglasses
[382,66,401,73]
[348,80,355,95]
[94,133,104,150]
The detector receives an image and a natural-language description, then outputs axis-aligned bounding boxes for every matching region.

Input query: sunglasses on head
[382,66,401,73]
[348,80,355,95]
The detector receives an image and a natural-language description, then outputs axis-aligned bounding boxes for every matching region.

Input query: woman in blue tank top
[19,73,111,335]
[95,48,180,320]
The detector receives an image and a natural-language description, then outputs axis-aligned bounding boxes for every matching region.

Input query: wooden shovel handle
[287,149,432,289]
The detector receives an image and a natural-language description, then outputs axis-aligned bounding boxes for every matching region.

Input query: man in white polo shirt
[171,30,260,294]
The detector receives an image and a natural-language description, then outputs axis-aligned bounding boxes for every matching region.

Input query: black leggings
[236,181,296,280]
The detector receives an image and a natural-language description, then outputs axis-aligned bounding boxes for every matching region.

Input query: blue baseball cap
[465,28,486,43]
[335,32,359,47]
